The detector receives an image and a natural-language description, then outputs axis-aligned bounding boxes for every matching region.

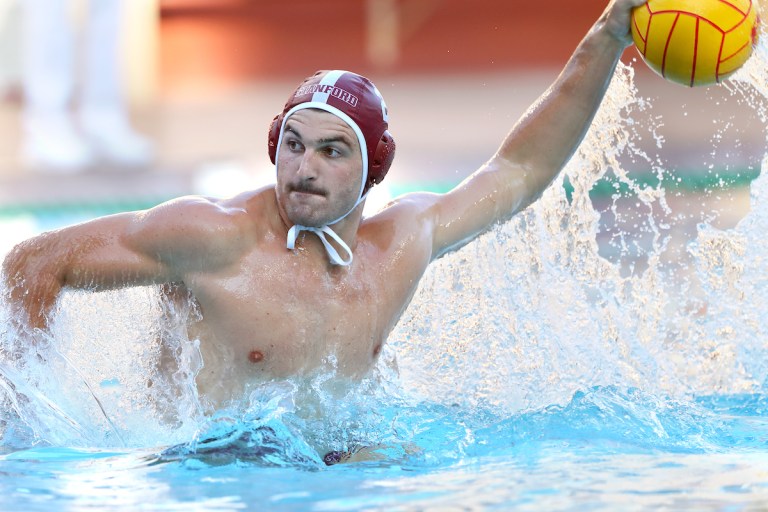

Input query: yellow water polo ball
[631,0,760,86]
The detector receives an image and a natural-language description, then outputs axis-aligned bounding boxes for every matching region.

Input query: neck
[326,203,364,243]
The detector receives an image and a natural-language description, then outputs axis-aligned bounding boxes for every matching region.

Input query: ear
[367,130,396,191]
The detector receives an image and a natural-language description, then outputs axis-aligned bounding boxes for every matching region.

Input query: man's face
[276,109,364,228]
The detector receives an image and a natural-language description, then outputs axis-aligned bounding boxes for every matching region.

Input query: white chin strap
[277,96,372,267]
[286,225,353,266]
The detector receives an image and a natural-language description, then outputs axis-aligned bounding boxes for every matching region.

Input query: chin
[285,200,354,228]
[286,209,323,228]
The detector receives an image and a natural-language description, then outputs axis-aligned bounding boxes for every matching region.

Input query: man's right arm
[2,196,247,331]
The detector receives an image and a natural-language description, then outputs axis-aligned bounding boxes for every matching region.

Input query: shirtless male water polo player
[3,0,646,408]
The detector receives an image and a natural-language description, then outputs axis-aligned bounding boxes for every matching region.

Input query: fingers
[612,0,647,13]
[600,0,642,46]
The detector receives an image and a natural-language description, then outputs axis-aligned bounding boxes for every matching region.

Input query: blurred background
[0,0,765,255]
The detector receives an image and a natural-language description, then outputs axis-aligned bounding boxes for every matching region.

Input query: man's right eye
[286,140,303,151]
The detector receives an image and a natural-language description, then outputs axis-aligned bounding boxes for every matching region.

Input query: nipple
[248,350,264,363]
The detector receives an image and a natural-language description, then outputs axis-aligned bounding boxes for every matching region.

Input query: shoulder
[140,194,245,227]
[137,187,274,236]
[359,191,442,259]
[127,187,275,263]
[362,191,445,245]
[365,191,442,226]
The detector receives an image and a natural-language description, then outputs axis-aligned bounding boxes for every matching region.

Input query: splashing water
[2,38,768,477]
[393,50,768,418]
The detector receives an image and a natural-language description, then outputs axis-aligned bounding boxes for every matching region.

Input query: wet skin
[6,110,437,408]
[2,0,644,409]
[183,110,433,405]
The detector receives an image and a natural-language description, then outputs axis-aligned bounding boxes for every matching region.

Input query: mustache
[289,183,327,196]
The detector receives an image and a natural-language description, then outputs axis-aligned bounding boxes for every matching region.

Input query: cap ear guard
[269,113,395,192]
[366,130,395,192]
[268,114,281,164]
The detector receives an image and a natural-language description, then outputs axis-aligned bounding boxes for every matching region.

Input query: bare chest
[184,252,387,386]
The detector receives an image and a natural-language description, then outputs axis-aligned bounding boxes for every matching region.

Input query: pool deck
[0,69,764,213]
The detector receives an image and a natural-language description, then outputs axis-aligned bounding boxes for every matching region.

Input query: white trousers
[22,0,125,117]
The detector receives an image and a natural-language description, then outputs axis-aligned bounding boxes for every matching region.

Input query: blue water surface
[2,388,768,511]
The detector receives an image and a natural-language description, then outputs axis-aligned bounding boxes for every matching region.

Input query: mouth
[289,185,326,198]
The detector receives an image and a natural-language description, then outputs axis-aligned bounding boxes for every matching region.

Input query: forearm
[2,232,68,331]
[428,0,644,257]
[3,218,136,331]
[496,16,629,196]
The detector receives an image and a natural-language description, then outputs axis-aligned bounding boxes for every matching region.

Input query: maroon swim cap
[268,70,396,196]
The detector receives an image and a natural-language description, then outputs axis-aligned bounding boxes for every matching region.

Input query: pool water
[1,391,768,510]
[2,42,768,510]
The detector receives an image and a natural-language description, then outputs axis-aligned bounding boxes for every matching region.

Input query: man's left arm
[427,0,646,259]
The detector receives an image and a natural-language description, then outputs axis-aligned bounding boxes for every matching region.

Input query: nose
[296,149,318,180]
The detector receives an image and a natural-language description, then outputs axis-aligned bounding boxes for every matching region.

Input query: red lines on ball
[635,0,754,86]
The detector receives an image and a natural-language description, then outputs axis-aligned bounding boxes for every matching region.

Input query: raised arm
[425,0,646,258]
[2,196,248,331]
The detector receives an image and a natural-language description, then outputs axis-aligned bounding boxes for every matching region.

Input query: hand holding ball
[631,0,760,86]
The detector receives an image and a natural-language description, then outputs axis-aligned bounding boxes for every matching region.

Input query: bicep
[42,196,237,289]
[57,212,174,289]
[67,197,244,288]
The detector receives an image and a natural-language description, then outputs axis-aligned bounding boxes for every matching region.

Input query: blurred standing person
[22,0,153,173]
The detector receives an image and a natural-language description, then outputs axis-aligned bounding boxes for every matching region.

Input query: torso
[173,188,432,408]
